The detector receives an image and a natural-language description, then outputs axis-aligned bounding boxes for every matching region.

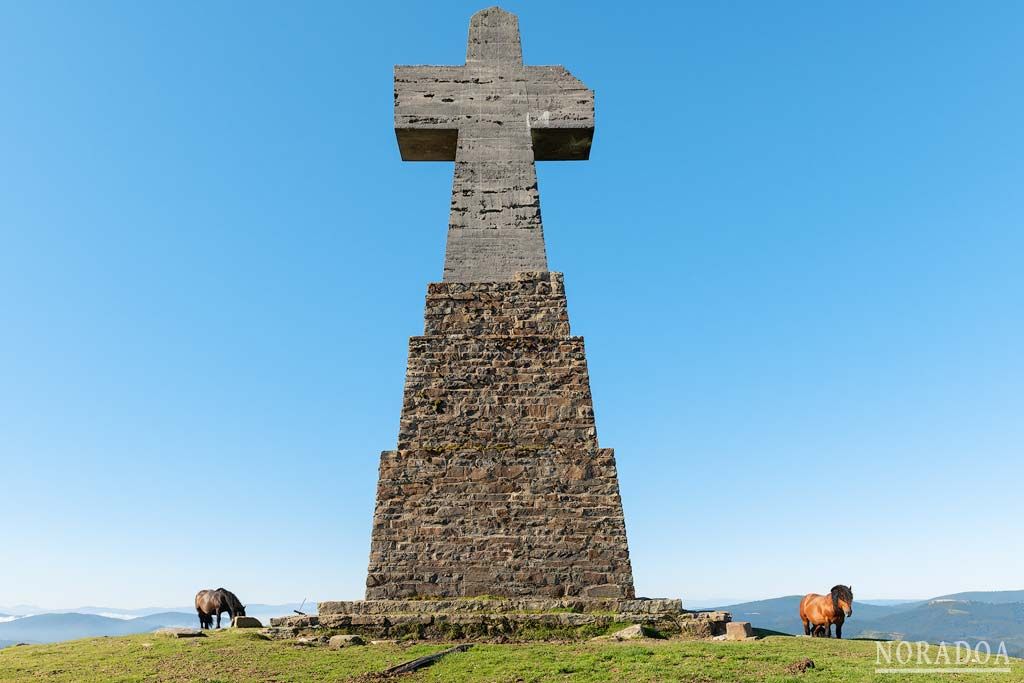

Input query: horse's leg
[836,622,843,639]
[216,612,221,629]
[197,609,204,629]
[825,623,832,638]
[803,619,811,636]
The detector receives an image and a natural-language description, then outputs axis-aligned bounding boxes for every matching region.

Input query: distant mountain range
[0,602,310,647]
[715,589,1024,656]
[4,593,1021,653]
[932,590,1024,604]
[0,602,310,619]
[0,612,194,644]
[857,601,1024,656]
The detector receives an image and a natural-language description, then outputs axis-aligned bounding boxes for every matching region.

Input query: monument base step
[265,598,730,641]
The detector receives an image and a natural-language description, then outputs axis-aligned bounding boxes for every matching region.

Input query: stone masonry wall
[423,273,570,337]
[366,272,635,600]
[368,447,633,599]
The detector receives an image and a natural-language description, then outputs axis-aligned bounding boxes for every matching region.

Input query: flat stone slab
[269,615,319,628]
[232,616,263,628]
[154,628,205,638]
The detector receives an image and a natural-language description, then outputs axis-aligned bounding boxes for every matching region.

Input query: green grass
[1,630,1022,682]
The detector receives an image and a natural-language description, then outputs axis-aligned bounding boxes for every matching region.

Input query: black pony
[195,588,246,629]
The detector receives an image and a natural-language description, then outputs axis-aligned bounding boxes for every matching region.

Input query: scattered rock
[261,626,300,640]
[712,634,727,641]
[610,624,647,640]
[232,616,263,628]
[294,636,322,647]
[590,623,658,642]
[785,658,815,674]
[329,634,366,649]
[371,639,397,645]
[725,622,753,640]
[154,628,205,639]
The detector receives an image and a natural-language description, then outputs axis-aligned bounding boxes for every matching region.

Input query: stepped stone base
[367,273,635,601]
[266,599,730,641]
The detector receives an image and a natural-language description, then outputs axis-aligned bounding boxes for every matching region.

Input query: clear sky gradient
[2,1,1021,609]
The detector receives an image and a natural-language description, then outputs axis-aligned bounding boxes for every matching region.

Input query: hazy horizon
[5,586,1022,614]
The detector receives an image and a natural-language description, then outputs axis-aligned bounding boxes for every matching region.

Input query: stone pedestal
[365,273,634,600]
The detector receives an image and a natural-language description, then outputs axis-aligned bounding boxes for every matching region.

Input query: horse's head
[237,604,246,617]
[831,584,853,618]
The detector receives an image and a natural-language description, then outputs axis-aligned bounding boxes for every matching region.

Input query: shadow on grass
[847,637,891,642]
[752,628,794,638]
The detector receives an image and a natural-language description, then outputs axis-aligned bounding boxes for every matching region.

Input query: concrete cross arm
[525,66,594,161]
[393,64,594,161]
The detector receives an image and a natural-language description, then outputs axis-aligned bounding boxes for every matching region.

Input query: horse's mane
[215,587,243,611]
[830,584,853,610]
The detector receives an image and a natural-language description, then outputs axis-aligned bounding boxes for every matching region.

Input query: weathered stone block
[269,615,318,628]
[726,621,753,640]
[231,616,263,628]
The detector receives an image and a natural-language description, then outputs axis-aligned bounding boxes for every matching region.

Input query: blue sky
[1,0,1021,609]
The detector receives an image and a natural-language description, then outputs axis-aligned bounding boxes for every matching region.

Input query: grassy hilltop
[1,630,1023,682]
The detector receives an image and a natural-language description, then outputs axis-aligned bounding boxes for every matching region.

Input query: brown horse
[799,585,853,638]
[195,588,246,629]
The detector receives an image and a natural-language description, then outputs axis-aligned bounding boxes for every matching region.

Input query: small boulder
[610,624,647,640]
[154,628,205,639]
[232,616,263,628]
[725,621,753,640]
[329,634,366,649]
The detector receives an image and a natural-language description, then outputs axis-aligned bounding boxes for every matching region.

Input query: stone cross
[364,7,635,601]
[394,6,594,282]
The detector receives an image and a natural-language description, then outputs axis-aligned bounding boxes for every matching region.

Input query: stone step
[318,598,685,616]
[267,605,730,641]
